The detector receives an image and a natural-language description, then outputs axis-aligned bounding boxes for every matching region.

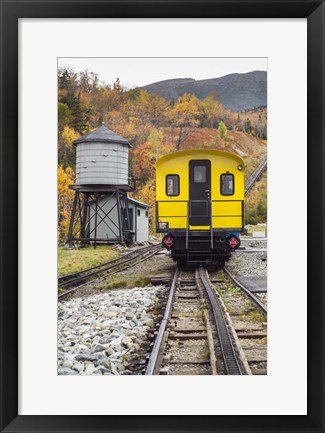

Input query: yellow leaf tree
[58,126,79,168]
[169,93,201,149]
[202,93,224,128]
[58,165,75,243]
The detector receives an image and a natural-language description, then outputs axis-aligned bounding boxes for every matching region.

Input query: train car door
[189,160,211,226]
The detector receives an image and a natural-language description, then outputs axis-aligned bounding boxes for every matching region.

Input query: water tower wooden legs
[66,191,79,248]
[65,189,134,247]
[116,188,123,243]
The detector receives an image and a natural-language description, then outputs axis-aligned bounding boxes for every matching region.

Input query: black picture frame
[0,1,324,432]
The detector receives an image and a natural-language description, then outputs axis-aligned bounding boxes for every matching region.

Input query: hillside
[58,68,267,240]
[161,127,266,178]
[142,71,267,112]
[131,126,267,229]
[176,128,267,224]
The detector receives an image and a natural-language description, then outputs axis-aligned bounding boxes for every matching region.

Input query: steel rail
[145,267,179,375]
[58,244,161,289]
[146,266,243,375]
[58,247,163,301]
[198,267,242,375]
[245,156,267,195]
[58,244,156,284]
[223,267,267,315]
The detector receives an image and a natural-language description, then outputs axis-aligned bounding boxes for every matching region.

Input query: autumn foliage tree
[57,68,267,239]
[169,93,201,150]
[58,165,75,243]
[58,126,79,169]
[202,93,223,128]
[132,129,176,184]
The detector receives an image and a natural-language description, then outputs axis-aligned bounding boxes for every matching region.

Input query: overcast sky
[58,57,267,88]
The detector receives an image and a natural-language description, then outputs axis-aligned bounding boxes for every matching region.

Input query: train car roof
[156,149,244,167]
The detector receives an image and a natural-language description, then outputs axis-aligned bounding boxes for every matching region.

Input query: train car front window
[166,175,180,196]
[194,166,206,183]
[220,173,234,195]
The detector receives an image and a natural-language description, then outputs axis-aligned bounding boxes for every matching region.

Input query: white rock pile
[58,285,165,375]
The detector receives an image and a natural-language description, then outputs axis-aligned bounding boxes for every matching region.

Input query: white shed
[88,195,150,243]
[127,198,151,243]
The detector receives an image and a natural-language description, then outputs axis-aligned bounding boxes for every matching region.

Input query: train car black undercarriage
[162,229,241,266]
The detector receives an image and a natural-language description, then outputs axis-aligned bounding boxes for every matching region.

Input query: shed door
[123,208,134,231]
[189,160,211,226]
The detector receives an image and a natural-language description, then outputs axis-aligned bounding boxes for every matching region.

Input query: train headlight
[237,164,243,171]
[158,222,168,230]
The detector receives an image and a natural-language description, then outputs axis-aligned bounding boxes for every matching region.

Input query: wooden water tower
[66,124,135,247]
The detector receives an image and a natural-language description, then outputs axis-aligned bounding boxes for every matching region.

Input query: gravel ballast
[227,251,267,277]
[58,285,165,375]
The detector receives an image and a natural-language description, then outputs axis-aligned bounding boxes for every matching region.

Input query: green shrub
[245,200,267,225]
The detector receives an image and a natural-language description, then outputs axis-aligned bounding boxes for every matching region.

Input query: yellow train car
[155,149,245,265]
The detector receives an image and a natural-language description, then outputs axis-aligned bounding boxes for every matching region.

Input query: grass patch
[133,276,151,287]
[241,309,265,323]
[226,286,240,294]
[58,245,120,276]
[96,275,151,291]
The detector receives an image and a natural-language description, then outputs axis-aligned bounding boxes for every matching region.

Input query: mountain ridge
[141,70,267,112]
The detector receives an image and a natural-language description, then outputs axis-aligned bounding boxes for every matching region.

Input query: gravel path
[227,251,267,277]
[226,244,267,317]
[240,238,267,249]
[58,285,166,375]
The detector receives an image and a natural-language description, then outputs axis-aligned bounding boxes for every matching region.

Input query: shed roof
[73,125,132,147]
[128,198,151,208]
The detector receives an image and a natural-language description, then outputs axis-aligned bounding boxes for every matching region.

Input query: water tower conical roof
[73,125,132,147]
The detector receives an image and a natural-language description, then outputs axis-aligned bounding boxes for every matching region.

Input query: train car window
[194,166,206,183]
[145,210,148,217]
[166,175,180,196]
[137,209,141,216]
[220,173,234,195]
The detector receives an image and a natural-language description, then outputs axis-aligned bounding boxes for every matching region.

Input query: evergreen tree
[244,118,252,133]
[218,120,227,140]
[69,94,92,134]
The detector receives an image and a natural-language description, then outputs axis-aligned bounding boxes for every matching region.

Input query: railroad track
[215,267,267,374]
[58,244,162,301]
[245,155,267,195]
[145,266,250,375]
[223,267,267,315]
